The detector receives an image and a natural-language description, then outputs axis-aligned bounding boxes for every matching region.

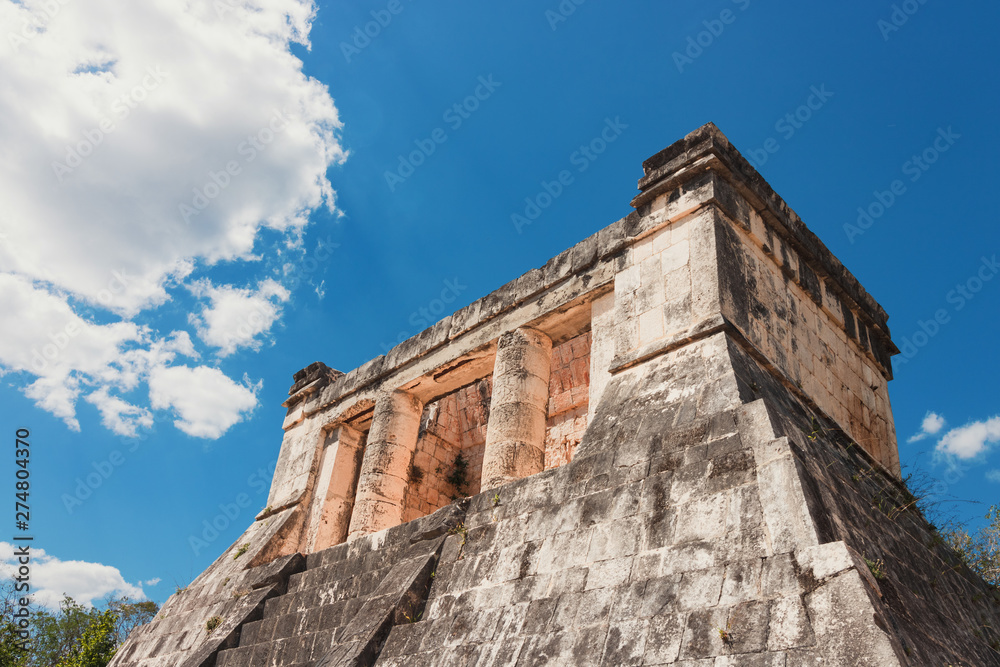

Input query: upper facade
[267,122,900,555]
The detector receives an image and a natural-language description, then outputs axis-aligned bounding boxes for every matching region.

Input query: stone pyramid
[110,124,1000,666]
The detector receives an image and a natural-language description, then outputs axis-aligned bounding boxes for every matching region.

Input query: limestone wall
[711,200,899,473]
[254,123,908,558]
[544,331,591,470]
[403,378,492,523]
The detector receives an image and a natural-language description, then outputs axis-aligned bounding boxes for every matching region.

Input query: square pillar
[307,424,365,552]
[481,327,552,490]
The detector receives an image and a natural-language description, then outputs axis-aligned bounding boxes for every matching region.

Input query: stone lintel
[301,267,612,425]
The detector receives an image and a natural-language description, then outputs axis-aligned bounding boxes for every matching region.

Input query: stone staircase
[214,503,465,667]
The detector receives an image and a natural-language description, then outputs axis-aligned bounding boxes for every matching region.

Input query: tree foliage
[0,619,29,667]
[54,610,116,667]
[943,504,1000,588]
[0,583,158,667]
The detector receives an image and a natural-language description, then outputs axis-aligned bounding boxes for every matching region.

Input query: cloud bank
[0,0,346,437]
[0,542,146,609]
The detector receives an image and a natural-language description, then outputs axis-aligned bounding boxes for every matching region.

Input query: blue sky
[0,0,997,608]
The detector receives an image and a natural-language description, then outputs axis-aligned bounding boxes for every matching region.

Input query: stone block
[601,618,648,666]
[585,557,633,591]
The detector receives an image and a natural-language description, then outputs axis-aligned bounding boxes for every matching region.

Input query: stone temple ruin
[112,124,1000,666]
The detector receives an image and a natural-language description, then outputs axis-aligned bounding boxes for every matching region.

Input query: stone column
[308,424,365,552]
[481,327,553,490]
[347,389,423,541]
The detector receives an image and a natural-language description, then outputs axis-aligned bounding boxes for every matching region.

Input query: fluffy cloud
[85,388,154,437]
[0,273,147,431]
[0,0,345,437]
[907,411,946,443]
[936,416,1000,460]
[986,470,1000,484]
[149,366,260,439]
[145,577,161,586]
[189,279,291,356]
[0,543,145,609]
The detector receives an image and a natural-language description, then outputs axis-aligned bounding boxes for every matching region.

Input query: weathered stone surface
[114,125,1000,667]
[481,327,553,490]
[348,390,424,541]
[299,425,363,554]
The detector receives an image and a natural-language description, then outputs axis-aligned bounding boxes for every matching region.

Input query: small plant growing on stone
[806,417,823,441]
[446,453,470,499]
[865,556,886,580]
[222,576,230,586]
[715,623,732,644]
[402,607,423,624]
[409,463,425,485]
[205,616,223,634]
[233,543,250,560]
[491,492,502,522]
[449,522,469,559]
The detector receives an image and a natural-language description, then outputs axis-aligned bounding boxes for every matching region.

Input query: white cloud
[936,416,1000,459]
[0,543,145,609]
[0,0,344,313]
[907,411,946,443]
[0,273,146,430]
[85,388,154,437]
[149,366,260,439]
[145,577,161,586]
[189,279,290,356]
[0,0,345,437]
[986,470,1000,483]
